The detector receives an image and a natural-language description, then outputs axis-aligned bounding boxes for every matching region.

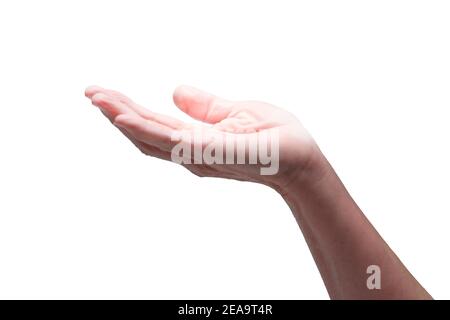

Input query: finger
[113,114,177,152]
[90,92,180,152]
[101,108,173,161]
[85,85,103,99]
[128,137,173,161]
[91,92,183,134]
[91,93,136,120]
[114,120,172,160]
[172,85,233,124]
[86,85,153,116]
[86,85,186,129]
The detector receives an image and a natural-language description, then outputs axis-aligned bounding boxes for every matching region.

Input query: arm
[277,152,432,299]
[85,85,431,299]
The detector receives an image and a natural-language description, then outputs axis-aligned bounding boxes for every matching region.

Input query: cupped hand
[85,85,321,191]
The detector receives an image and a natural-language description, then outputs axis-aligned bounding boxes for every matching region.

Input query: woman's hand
[85,85,323,191]
[85,85,431,299]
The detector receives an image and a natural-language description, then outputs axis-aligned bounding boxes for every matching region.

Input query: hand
[85,85,322,191]
[85,85,432,299]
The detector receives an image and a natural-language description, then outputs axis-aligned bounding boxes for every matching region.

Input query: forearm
[277,151,431,299]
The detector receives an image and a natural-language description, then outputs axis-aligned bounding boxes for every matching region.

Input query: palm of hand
[85,85,317,190]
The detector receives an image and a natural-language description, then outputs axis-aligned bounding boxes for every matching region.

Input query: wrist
[274,146,335,199]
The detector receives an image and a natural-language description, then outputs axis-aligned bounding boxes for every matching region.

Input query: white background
[0,0,449,299]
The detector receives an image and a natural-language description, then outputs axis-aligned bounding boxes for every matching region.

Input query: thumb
[172,85,233,124]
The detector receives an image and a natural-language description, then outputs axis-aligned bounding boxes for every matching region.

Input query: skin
[85,85,432,299]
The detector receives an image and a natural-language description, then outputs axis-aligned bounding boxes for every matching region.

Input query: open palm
[85,85,318,191]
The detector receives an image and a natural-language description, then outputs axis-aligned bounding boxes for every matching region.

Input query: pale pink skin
[85,85,431,299]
